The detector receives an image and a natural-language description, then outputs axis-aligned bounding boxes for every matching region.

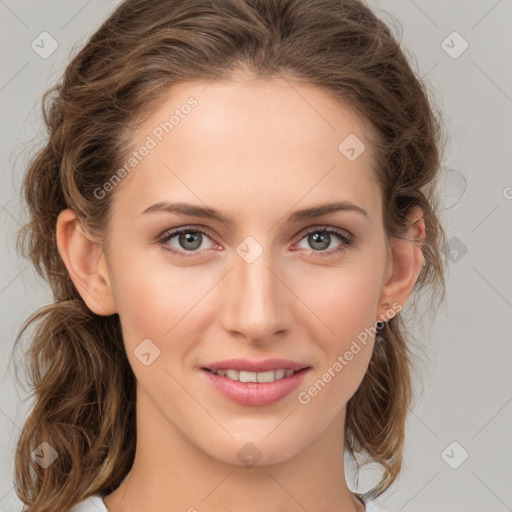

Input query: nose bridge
[221,241,289,341]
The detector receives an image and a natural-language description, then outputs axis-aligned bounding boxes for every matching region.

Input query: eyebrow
[140,200,369,224]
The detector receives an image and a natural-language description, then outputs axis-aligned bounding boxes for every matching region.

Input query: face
[101,75,394,466]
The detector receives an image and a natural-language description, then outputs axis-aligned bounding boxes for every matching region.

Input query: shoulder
[365,501,390,512]
[69,494,108,512]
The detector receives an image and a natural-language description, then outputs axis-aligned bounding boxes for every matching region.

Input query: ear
[377,208,425,322]
[55,208,117,316]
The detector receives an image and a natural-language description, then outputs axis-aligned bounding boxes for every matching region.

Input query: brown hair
[12,0,448,509]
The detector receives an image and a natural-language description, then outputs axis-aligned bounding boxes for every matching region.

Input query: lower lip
[201,368,310,406]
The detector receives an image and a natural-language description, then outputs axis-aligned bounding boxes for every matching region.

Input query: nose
[219,248,293,344]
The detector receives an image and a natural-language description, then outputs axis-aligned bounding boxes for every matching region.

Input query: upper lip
[202,358,311,373]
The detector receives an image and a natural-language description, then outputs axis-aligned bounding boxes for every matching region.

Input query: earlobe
[377,209,425,321]
[55,209,117,316]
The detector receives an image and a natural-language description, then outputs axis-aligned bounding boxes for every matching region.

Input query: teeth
[274,369,285,380]
[211,368,301,383]
[257,370,275,383]
[225,369,239,380]
[239,371,257,383]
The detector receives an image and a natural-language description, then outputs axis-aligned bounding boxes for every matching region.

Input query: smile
[204,368,302,382]
[201,366,310,406]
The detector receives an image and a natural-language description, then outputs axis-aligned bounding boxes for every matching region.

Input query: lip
[203,358,310,373]
[201,363,311,407]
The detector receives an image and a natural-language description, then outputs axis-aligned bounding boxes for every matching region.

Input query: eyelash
[157,225,354,259]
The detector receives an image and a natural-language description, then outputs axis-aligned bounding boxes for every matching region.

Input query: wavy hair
[12,0,448,509]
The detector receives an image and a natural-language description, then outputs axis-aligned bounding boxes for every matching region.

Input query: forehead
[112,76,382,223]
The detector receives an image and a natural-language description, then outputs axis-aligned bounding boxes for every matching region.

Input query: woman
[13,0,447,510]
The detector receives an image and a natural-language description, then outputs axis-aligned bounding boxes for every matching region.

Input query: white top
[70,494,389,511]
[70,495,107,511]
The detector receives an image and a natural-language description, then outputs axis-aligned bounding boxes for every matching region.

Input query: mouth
[202,367,308,383]
[200,359,311,406]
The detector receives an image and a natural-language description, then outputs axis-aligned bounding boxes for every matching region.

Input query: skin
[56,74,425,512]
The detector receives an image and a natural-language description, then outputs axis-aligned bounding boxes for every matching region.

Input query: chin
[198,431,309,469]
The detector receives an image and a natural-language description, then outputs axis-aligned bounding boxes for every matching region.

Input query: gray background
[1,1,511,511]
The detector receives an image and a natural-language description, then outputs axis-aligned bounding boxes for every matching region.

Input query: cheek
[304,261,384,342]
[108,248,181,341]
[109,248,213,365]
[299,272,379,413]
[298,259,383,398]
